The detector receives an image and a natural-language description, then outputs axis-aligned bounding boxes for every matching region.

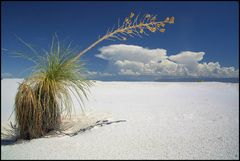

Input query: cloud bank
[1,72,14,79]
[94,44,238,78]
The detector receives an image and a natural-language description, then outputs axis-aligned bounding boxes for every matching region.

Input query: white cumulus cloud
[169,51,205,64]
[84,71,113,78]
[95,44,238,78]
[96,44,167,63]
[1,72,14,78]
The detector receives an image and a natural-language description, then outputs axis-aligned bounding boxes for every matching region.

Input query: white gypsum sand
[1,79,239,159]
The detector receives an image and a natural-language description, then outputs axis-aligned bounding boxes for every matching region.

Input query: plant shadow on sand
[1,119,126,146]
[1,139,17,146]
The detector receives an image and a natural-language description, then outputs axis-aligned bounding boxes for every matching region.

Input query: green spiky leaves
[15,35,93,139]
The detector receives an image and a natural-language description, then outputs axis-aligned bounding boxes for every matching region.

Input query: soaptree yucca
[15,36,93,139]
[15,12,175,139]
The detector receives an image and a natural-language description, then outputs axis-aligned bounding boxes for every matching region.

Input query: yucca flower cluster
[106,12,175,41]
[72,12,175,61]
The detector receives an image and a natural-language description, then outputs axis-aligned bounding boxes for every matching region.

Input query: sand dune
[1,79,239,159]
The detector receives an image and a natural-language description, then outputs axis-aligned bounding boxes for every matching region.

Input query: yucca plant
[15,36,93,139]
[14,12,175,139]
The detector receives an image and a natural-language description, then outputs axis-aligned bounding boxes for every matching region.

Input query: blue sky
[1,1,239,80]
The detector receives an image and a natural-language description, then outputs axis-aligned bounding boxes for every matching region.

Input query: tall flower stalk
[72,13,174,61]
